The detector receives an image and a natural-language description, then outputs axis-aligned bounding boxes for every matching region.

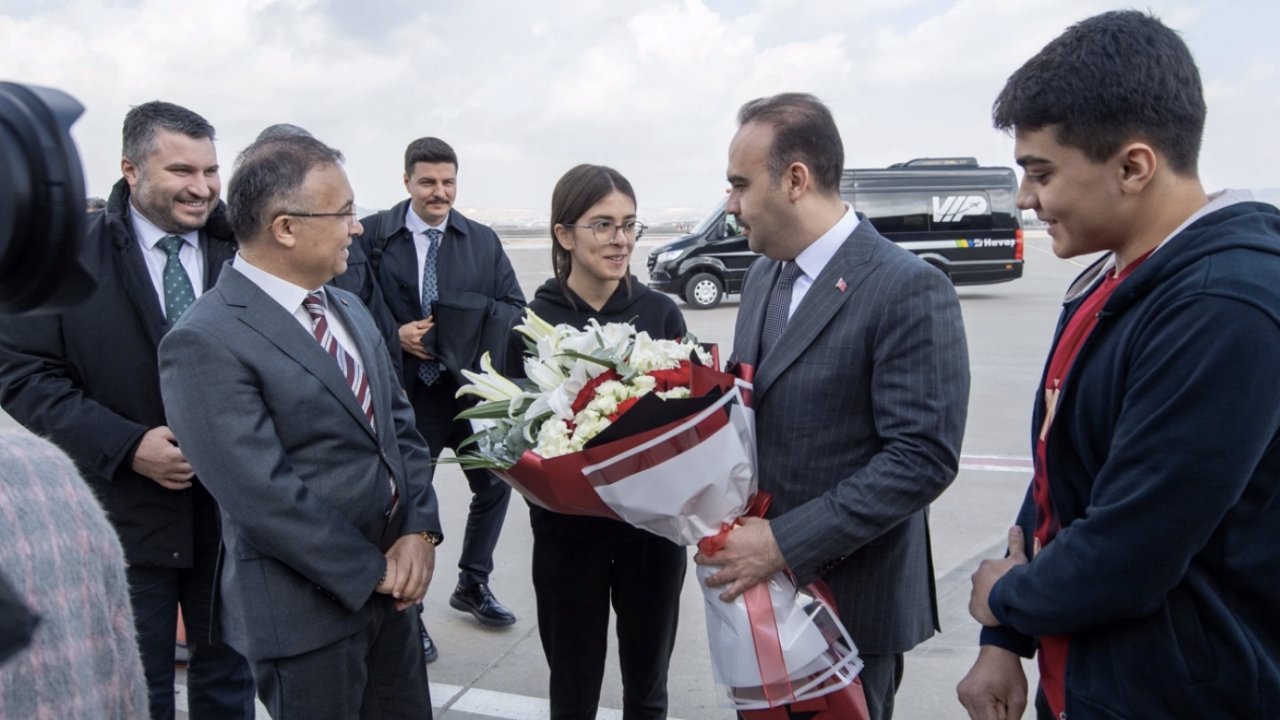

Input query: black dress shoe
[449,582,517,627]
[420,624,439,664]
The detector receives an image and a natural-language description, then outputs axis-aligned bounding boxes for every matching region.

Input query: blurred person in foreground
[0,429,147,718]
[158,133,442,718]
[960,10,1280,719]
[0,100,253,719]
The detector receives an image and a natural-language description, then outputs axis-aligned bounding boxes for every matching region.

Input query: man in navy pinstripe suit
[696,93,970,720]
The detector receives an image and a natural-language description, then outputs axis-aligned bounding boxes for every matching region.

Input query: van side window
[986,187,1019,230]
[928,192,992,231]
[852,192,930,234]
[725,215,742,237]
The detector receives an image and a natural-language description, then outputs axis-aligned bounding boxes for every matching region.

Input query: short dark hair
[736,93,843,195]
[122,101,216,165]
[404,137,457,175]
[550,164,637,296]
[993,10,1205,175]
[227,135,345,243]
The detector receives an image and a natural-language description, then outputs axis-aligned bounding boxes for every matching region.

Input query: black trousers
[127,552,254,720]
[411,377,512,587]
[250,597,431,720]
[531,507,687,720]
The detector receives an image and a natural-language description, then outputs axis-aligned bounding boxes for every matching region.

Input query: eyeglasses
[279,208,360,224]
[563,219,646,244]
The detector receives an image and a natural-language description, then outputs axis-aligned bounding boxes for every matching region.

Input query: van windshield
[692,199,728,236]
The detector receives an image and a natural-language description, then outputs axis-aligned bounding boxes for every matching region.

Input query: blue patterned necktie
[760,261,801,359]
[157,235,196,323]
[417,228,444,386]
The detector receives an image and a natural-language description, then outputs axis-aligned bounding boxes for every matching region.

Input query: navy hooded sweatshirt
[982,200,1280,718]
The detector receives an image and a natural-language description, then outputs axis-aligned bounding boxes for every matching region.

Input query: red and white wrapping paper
[488,367,866,715]
[580,384,756,544]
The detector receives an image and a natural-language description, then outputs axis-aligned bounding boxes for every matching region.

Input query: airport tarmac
[3,229,1090,719]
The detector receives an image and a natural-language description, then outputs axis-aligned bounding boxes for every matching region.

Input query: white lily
[514,310,558,345]
[545,381,580,421]
[449,314,710,470]
[591,320,636,360]
[524,355,567,393]
[457,352,525,406]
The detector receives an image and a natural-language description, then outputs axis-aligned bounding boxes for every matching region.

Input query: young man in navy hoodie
[960,10,1280,720]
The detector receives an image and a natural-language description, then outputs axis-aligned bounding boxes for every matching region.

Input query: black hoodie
[527,275,685,340]
[514,275,687,540]
[984,200,1280,718]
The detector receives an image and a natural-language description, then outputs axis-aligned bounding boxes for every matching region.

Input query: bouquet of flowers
[453,310,867,717]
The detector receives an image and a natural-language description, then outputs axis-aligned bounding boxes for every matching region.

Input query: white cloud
[1,0,1276,212]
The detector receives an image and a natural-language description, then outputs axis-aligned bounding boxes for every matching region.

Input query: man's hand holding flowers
[695,517,788,601]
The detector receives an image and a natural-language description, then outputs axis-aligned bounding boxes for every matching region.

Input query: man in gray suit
[158,134,442,719]
[697,93,970,720]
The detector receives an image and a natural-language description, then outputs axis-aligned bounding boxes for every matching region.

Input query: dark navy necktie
[760,261,801,359]
[417,228,444,386]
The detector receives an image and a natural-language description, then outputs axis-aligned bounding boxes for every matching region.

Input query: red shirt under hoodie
[1032,249,1152,717]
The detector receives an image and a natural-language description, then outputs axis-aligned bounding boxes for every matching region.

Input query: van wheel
[684,273,724,309]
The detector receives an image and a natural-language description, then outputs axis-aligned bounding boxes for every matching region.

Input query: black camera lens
[0,82,94,313]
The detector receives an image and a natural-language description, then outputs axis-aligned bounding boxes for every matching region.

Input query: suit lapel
[752,225,880,404]
[201,231,236,290]
[732,257,773,368]
[383,235,421,316]
[219,268,376,437]
[112,234,167,348]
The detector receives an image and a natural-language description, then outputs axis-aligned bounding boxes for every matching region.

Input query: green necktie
[157,235,196,322]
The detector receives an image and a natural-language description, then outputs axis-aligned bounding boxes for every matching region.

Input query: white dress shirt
[131,207,204,318]
[404,206,450,303]
[788,203,861,319]
[232,254,365,369]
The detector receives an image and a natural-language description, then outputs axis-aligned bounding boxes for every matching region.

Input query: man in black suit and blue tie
[356,138,526,662]
[697,93,970,720]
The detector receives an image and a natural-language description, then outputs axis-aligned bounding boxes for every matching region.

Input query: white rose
[534,418,575,458]
[627,375,657,395]
[585,392,619,417]
[572,414,611,446]
[593,380,624,400]
[629,332,692,373]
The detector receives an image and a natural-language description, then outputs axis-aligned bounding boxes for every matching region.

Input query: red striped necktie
[303,291,375,429]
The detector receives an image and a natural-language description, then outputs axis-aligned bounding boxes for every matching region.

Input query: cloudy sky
[2,0,1276,219]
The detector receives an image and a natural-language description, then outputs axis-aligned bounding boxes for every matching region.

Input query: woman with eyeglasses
[518,164,687,720]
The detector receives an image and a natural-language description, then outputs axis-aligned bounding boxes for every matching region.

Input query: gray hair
[226,135,344,243]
